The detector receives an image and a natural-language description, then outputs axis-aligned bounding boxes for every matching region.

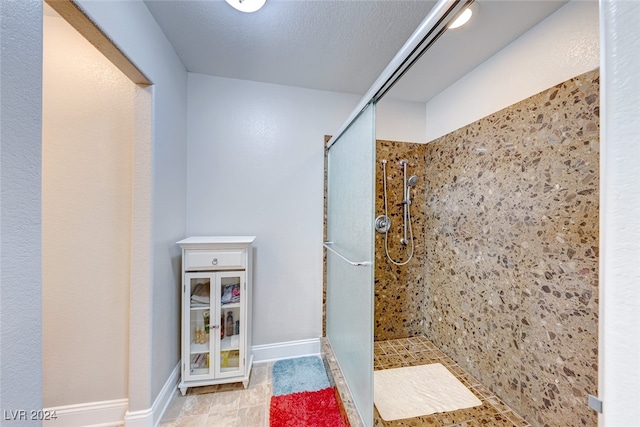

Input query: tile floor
[159,362,273,427]
[160,336,530,427]
[373,337,530,427]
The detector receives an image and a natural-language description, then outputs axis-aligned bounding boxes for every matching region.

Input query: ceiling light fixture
[449,2,479,29]
[225,0,266,13]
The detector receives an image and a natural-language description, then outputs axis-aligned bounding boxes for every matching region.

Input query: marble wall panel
[374,140,427,340]
[422,69,599,427]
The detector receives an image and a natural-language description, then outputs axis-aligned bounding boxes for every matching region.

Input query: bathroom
[2,1,639,426]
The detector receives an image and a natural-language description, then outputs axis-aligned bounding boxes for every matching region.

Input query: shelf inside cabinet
[220,334,240,351]
[221,302,240,309]
[190,305,210,310]
[190,342,210,354]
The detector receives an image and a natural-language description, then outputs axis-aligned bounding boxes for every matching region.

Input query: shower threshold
[374,336,530,426]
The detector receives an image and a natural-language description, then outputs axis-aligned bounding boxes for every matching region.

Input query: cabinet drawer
[185,250,244,271]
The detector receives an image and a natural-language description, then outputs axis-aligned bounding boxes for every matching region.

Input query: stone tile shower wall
[374,140,427,340]
[422,70,599,427]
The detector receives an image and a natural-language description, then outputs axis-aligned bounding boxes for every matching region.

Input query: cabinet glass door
[185,274,213,380]
[216,272,244,378]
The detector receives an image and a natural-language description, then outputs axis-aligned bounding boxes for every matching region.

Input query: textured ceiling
[144,0,569,102]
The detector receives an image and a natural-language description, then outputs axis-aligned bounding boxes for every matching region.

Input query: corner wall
[0,2,43,423]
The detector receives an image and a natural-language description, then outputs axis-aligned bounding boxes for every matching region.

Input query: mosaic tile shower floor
[374,337,530,427]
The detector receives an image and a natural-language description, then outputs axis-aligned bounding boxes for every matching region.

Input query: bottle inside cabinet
[225,311,234,337]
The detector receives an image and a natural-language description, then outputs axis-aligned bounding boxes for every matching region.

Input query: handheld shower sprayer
[406,175,418,204]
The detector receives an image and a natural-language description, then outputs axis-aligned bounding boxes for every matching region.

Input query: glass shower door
[326,102,375,427]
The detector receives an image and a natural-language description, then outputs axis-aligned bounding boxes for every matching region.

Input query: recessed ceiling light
[449,2,479,29]
[225,0,266,13]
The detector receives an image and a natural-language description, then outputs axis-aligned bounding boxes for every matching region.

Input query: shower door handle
[323,242,372,267]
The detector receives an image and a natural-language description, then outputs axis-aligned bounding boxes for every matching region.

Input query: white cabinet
[176,236,255,395]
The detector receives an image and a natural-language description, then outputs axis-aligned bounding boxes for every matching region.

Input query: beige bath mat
[374,363,482,421]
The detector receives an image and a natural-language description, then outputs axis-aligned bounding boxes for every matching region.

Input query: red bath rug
[270,387,346,427]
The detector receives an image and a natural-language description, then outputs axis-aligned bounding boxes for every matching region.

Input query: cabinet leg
[243,379,249,389]
[179,386,187,396]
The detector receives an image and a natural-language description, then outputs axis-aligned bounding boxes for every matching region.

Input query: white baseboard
[125,362,181,427]
[152,362,181,427]
[43,399,128,427]
[252,338,321,363]
[41,363,180,427]
[123,407,152,427]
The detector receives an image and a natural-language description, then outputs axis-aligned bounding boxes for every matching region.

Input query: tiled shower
[374,69,599,426]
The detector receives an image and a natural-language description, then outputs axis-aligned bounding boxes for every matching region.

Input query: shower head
[405,175,419,205]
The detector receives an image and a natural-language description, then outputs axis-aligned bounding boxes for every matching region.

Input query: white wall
[186,74,424,347]
[425,0,600,141]
[599,1,640,424]
[377,97,426,143]
[42,12,134,407]
[0,2,43,423]
[74,0,188,417]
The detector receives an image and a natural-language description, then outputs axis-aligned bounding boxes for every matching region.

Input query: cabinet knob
[212,258,218,265]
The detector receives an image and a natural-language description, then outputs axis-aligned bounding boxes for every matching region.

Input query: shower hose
[382,161,414,266]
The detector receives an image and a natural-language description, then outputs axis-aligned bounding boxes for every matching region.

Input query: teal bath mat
[272,356,330,396]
